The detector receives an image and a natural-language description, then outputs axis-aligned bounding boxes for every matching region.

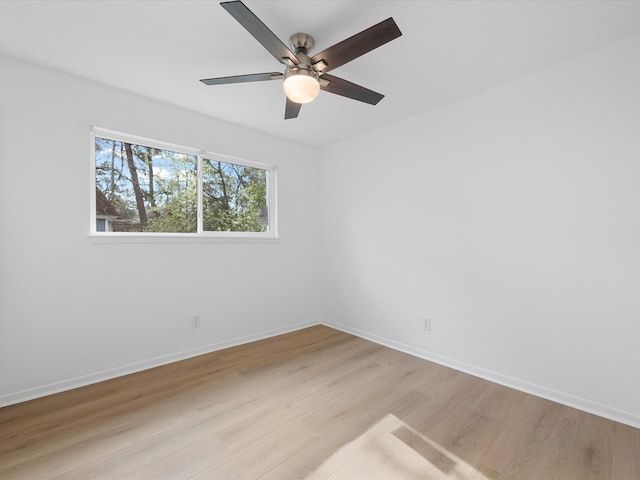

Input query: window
[90,128,277,238]
[96,218,107,232]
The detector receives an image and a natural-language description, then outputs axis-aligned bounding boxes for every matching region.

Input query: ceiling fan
[200,1,402,119]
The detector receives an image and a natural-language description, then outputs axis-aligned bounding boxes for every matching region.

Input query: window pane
[202,159,268,232]
[95,137,197,233]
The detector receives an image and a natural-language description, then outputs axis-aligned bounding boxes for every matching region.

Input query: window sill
[88,232,279,245]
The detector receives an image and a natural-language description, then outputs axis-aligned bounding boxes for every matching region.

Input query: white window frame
[90,127,278,241]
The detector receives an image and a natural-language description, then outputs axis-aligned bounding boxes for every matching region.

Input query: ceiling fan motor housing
[289,32,315,54]
[285,32,318,79]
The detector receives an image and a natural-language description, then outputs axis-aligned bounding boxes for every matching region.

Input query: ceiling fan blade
[221,1,299,65]
[311,17,401,73]
[285,98,301,119]
[200,72,283,85]
[320,74,384,105]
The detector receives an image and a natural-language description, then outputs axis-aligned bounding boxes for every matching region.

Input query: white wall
[319,33,640,427]
[0,56,321,405]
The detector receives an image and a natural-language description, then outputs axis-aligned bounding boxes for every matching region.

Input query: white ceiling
[2,1,640,147]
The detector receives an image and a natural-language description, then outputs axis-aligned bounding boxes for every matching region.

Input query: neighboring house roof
[95,188,120,218]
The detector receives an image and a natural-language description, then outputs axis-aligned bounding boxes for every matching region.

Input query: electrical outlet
[422,317,431,331]
[191,315,201,328]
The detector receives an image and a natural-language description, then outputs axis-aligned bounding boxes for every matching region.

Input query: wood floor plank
[545,408,614,480]
[0,359,239,461]
[239,336,383,404]
[612,422,640,479]
[0,325,638,480]
[479,394,569,479]
[400,372,490,438]
[468,382,528,421]
[189,420,318,480]
[49,422,230,480]
[394,406,503,479]
[128,435,230,480]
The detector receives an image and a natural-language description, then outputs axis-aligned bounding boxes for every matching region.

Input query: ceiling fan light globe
[283,72,320,104]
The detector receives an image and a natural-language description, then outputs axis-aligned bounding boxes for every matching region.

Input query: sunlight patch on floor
[306,414,493,480]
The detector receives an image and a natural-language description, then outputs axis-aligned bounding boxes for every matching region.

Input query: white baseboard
[0,319,317,408]
[320,318,640,429]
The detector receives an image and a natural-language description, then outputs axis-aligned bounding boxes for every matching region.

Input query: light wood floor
[1,325,639,479]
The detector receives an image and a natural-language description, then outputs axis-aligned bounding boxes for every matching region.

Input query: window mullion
[197,153,204,234]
